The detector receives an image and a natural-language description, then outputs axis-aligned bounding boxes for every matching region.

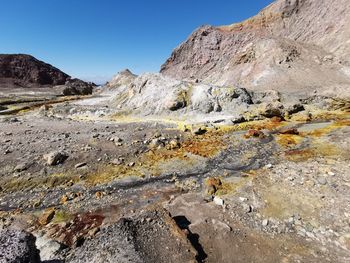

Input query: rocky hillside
[106,69,137,89]
[0,54,95,95]
[161,0,350,95]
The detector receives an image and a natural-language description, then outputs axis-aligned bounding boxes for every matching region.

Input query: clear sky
[0,0,273,83]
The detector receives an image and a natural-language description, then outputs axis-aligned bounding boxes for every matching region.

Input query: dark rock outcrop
[0,229,41,263]
[62,78,95,96]
[0,54,95,95]
[0,54,68,87]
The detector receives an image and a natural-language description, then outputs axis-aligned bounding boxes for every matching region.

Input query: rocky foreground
[0,85,349,262]
[1,0,350,262]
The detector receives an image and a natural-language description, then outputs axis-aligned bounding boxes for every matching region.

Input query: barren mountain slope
[161,0,350,94]
[0,54,69,88]
[0,54,96,96]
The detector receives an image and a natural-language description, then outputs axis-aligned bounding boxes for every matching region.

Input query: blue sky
[0,0,273,83]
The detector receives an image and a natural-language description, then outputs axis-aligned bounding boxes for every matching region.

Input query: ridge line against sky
[0,0,273,84]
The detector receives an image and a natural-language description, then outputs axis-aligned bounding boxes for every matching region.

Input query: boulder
[0,229,41,263]
[285,103,305,115]
[258,102,285,118]
[14,162,31,172]
[43,151,69,166]
[62,78,95,96]
[35,234,64,261]
[192,126,207,135]
[167,98,187,111]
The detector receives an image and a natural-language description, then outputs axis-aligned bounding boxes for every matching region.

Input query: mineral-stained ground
[1,0,350,261]
[0,90,349,262]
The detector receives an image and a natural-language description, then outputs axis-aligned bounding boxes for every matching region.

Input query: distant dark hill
[0,54,95,95]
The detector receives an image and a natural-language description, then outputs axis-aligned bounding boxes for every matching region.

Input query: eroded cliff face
[161,0,350,94]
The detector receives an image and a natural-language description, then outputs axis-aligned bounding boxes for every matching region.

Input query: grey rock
[192,127,207,135]
[167,97,187,111]
[262,219,269,227]
[66,221,143,263]
[230,115,246,124]
[35,234,64,261]
[213,196,224,206]
[43,151,69,166]
[242,203,252,213]
[14,162,31,172]
[286,103,305,115]
[111,158,124,165]
[0,229,41,263]
[259,102,285,118]
[75,162,87,169]
[317,176,327,185]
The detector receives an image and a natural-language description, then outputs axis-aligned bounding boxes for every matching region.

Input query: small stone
[306,232,316,239]
[192,127,207,135]
[92,133,100,138]
[317,176,327,185]
[239,197,248,202]
[207,185,216,195]
[39,209,55,225]
[87,227,100,237]
[167,139,180,150]
[213,196,224,206]
[43,151,69,166]
[262,219,269,227]
[111,158,124,165]
[211,219,232,232]
[149,138,164,148]
[242,203,252,213]
[14,162,31,172]
[206,177,222,195]
[113,137,123,143]
[244,129,265,139]
[60,195,69,204]
[278,128,299,135]
[128,162,135,167]
[33,201,41,208]
[153,132,161,138]
[265,163,273,169]
[75,162,87,169]
[95,192,103,199]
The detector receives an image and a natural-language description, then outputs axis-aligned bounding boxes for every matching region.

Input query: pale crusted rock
[43,151,69,166]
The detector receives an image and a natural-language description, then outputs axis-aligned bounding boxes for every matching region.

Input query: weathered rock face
[0,229,41,263]
[161,0,350,95]
[0,54,95,95]
[110,73,254,118]
[106,69,137,89]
